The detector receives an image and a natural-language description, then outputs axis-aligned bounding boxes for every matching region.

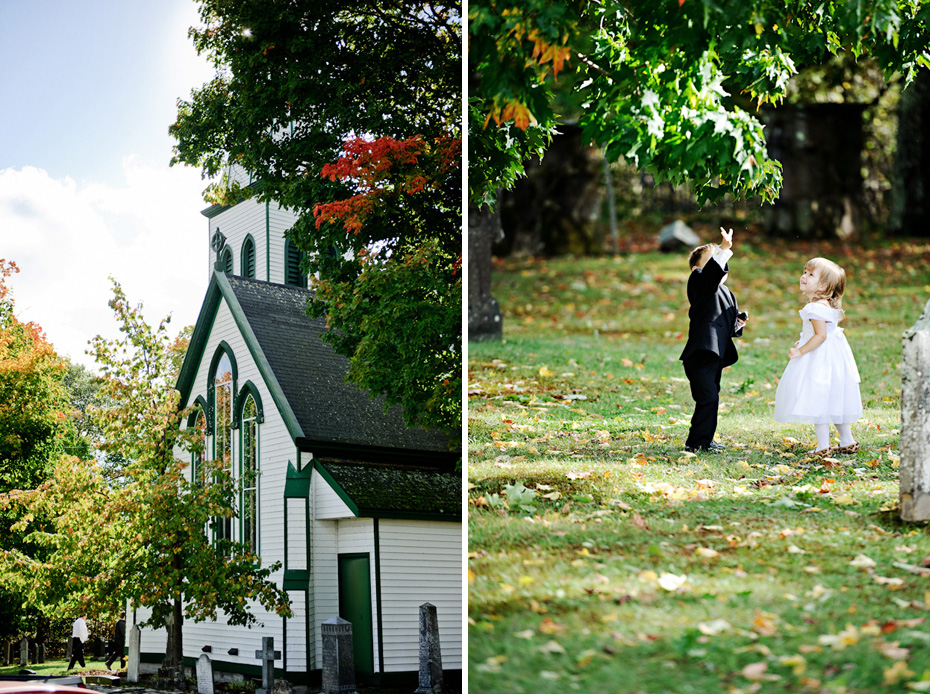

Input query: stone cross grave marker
[901,298,930,521]
[196,653,214,694]
[414,603,443,694]
[321,617,356,694]
[254,636,281,694]
[127,625,142,683]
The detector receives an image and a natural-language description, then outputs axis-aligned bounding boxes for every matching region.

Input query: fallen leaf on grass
[658,572,688,591]
[695,547,719,559]
[697,619,731,635]
[883,660,915,685]
[741,661,780,681]
[850,554,877,568]
[539,640,566,655]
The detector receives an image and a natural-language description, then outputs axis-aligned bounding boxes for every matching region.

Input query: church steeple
[200,164,303,287]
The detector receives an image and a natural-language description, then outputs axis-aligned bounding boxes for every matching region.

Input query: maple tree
[3,283,290,688]
[469,0,930,206]
[170,0,462,439]
[0,259,72,639]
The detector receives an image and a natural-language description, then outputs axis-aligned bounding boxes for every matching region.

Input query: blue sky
[0,0,215,368]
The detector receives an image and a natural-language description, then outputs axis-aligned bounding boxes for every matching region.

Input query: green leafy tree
[0,259,72,640]
[469,0,930,206]
[170,0,462,438]
[3,283,290,688]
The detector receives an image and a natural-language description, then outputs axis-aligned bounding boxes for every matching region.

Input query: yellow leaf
[883,660,914,685]
[539,366,553,377]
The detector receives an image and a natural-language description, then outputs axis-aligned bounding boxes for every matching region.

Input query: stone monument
[414,603,443,694]
[321,617,356,694]
[196,653,214,694]
[254,637,281,694]
[127,625,142,683]
[901,298,930,520]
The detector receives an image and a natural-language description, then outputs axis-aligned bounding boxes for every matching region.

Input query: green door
[338,553,374,674]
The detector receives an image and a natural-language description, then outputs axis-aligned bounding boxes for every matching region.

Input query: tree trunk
[468,201,504,341]
[763,103,866,238]
[891,68,930,236]
[496,123,605,256]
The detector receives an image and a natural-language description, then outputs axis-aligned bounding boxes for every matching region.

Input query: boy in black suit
[679,227,747,452]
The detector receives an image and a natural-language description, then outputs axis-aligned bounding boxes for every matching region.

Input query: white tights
[814,422,856,451]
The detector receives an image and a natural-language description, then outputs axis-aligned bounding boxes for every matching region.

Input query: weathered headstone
[66,636,72,662]
[196,653,214,694]
[271,680,294,694]
[901,298,930,520]
[254,636,281,694]
[658,220,702,252]
[19,637,27,667]
[321,617,356,694]
[468,202,504,342]
[2,640,9,666]
[37,643,44,664]
[126,625,142,683]
[414,603,443,694]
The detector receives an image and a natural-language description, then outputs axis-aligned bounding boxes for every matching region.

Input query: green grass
[468,238,930,693]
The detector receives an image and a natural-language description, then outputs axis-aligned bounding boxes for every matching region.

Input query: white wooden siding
[312,469,355,519]
[377,520,463,671]
[310,520,338,670]
[284,591,308,673]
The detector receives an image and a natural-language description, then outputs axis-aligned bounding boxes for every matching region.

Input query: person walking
[68,614,88,670]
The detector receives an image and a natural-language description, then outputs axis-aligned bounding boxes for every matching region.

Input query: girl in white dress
[774,257,862,456]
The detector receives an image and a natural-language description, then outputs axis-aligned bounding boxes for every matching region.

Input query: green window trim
[285,239,306,287]
[241,235,256,279]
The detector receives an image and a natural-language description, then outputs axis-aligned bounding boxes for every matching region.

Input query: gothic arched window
[220,247,233,274]
[241,236,256,278]
[285,239,306,287]
[241,393,259,552]
[213,351,234,545]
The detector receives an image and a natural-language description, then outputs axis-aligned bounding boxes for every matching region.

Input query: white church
[131,166,462,688]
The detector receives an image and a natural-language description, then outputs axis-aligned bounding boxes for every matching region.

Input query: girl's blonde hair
[804,257,847,320]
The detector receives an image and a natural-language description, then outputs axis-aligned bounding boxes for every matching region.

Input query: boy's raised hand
[720,226,733,250]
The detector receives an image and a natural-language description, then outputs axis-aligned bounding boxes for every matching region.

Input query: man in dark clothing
[105,614,126,669]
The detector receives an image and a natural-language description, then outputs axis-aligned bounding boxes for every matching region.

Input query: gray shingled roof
[317,459,461,519]
[225,275,452,455]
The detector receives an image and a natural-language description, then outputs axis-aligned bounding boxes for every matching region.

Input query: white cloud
[0,159,210,369]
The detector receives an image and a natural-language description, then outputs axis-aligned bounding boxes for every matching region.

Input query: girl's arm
[788,319,827,359]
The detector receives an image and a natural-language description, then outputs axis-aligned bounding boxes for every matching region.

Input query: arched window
[285,239,306,287]
[220,247,233,274]
[241,236,256,278]
[192,409,206,485]
[241,394,259,552]
[214,352,234,544]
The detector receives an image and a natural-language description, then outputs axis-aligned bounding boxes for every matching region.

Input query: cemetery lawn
[468,238,930,693]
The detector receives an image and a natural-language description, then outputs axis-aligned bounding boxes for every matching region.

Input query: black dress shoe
[685,444,719,453]
[709,441,727,450]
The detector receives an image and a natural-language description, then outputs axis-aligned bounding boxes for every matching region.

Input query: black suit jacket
[679,256,742,367]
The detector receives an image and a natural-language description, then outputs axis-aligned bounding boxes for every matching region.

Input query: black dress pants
[68,637,85,669]
[683,350,724,449]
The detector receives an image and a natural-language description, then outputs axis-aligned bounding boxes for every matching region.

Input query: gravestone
[196,653,214,694]
[901,298,930,520]
[254,636,281,694]
[658,220,701,252]
[19,637,27,666]
[37,643,44,664]
[321,617,356,694]
[127,625,142,683]
[66,636,72,662]
[414,603,443,694]
[468,202,504,342]
[2,640,9,666]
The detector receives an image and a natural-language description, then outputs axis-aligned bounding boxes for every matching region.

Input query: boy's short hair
[689,243,717,269]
